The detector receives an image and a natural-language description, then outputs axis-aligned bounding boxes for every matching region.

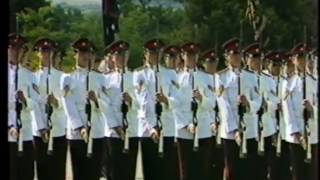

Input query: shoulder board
[307,73,316,80]
[217,68,228,74]
[134,65,144,71]
[261,71,271,77]
[243,68,254,74]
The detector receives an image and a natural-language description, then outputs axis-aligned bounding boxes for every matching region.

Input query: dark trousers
[87,138,106,180]
[17,141,35,180]
[48,136,67,180]
[195,137,213,180]
[140,137,162,180]
[177,138,198,180]
[34,136,49,180]
[289,143,307,180]
[9,142,18,180]
[160,137,180,180]
[122,137,162,180]
[69,139,89,180]
[102,137,112,180]
[274,140,292,180]
[222,138,240,180]
[210,136,224,180]
[106,137,129,180]
[238,138,259,180]
[257,135,278,180]
[310,144,318,180]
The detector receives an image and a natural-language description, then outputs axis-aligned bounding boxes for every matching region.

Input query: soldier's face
[204,61,218,74]
[113,53,126,69]
[76,51,91,68]
[183,52,197,68]
[284,60,295,75]
[248,57,261,71]
[228,53,241,68]
[269,62,281,76]
[164,55,176,69]
[38,50,53,67]
[293,55,306,72]
[8,47,19,64]
[145,50,159,65]
[176,57,184,70]
[306,59,314,74]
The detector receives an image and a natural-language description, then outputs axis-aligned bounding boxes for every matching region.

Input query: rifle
[214,31,221,147]
[257,37,265,156]
[239,20,247,159]
[47,52,54,155]
[275,75,282,157]
[16,50,23,156]
[122,51,130,154]
[303,26,311,164]
[86,52,94,157]
[156,47,164,157]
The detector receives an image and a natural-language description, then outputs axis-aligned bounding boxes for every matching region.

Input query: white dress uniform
[158,67,179,137]
[87,70,108,139]
[132,66,158,137]
[278,75,287,141]
[64,67,89,140]
[8,63,17,142]
[305,73,318,144]
[216,68,239,140]
[102,69,127,138]
[194,70,217,139]
[242,70,262,140]
[46,67,68,138]
[216,68,261,140]
[175,68,199,140]
[282,74,304,144]
[259,71,280,138]
[17,66,37,142]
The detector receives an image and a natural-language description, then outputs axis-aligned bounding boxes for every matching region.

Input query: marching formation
[8,33,318,180]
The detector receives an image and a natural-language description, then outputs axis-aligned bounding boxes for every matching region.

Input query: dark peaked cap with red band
[109,40,130,54]
[72,38,96,52]
[243,42,262,57]
[201,49,218,62]
[163,45,180,56]
[290,43,312,56]
[222,38,240,54]
[144,39,165,51]
[180,42,200,54]
[33,38,58,51]
[265,51,283,64]
[8,33,27,48]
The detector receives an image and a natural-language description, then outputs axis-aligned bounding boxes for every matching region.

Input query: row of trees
[12,0,317,70]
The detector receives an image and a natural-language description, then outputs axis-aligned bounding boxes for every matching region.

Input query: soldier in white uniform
[281,43,309,180]
[235,42,262,180]
[8,34,36,180]
[257,51,283,180]
[102,40,132,180]
[85,55,109,180]
[38,47,68,180]
[216,38,246,180]
[63,38,96,180]
[305,48,318,180]
[130,39,165,180]
[156,45,180,180]
[174,42,201,180]
[196,49,219,180]
[33,38,61,180]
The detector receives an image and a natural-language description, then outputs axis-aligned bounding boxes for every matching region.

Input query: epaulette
[134,65,144,71]
[261,71,271,77]
[217,68,228,74]
[307,72,316,80]
[243,68,254,74]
